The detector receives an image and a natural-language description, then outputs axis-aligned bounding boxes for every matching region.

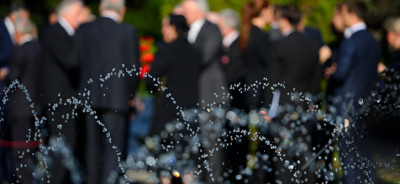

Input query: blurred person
[217,8,249,183]
[4,18,41,184]
[325,1,381,183]
[146,14,202,184]
[267,5,320,183]
[239,0,272,110]
[0,2,29,183]
[383,17,400,69]
[326,1,380,114]
[182,0,226,182]
[40,0,84,183]
[297,17,332,64]
[218,9,244,109]
[268,4,282,42]
[182,0,227,107]
[73,0,139,183]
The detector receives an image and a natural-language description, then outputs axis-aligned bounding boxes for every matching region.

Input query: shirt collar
[223,30,239,48]
[19,34,34,46]
[344,22,367,39]
[58,17,75,36]
[101,10,121,22]
[188,18,206,44]
[4,17,15,44]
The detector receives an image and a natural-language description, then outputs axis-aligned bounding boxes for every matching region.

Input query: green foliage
[124,0,162,38]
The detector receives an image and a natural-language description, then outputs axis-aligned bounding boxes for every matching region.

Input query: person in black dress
[146,14,202,184]
[239,0,273,110]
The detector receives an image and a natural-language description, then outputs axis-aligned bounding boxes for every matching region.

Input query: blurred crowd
[0,0,399,183]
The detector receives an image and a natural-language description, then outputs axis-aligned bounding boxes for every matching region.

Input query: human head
[100,0,126,22]
[384,17,400,50]
[341,1,367,27]
[218,9,240,37]
[182,0,209,25]
[14,18,37,45]
[277,5,301,33]
[239,0,269,52]
[56,0,84,30]
[162,14,189,43]
[8,2,30,22]
[332,3,345,33]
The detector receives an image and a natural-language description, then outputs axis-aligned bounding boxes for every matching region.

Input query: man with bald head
[73,0,139,183]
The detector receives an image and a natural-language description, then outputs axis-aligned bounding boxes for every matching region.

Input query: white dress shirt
[344,22,367,39]
[188,18,206,44]
[223,30,239,48]
[58,17,75,36]
[4,17,15,44]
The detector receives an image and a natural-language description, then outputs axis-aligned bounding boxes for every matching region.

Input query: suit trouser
[46,108,83,184]
[9,117,37,184]
[0,87,12,183]
[85,110,128,184]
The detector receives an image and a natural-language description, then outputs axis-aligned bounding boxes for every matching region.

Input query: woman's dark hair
[169,14,190,37]
[239,0,269,54]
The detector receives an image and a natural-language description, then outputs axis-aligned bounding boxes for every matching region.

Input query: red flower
[139,44,151,52]
[141,53,154,64]
[139,64,151,79]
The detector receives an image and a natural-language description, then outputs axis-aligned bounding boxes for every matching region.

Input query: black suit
[40,22,80,184]
[146,36,201,136]
[267,31,320,183]
[244,26,271,109]
[0,18,14,182]
[74,17,139,184]
[268,31,320,105]
[192,20,227,107]
[221,37,246,110]
[5,40,41,184]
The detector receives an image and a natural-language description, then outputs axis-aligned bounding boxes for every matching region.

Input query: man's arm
[331,40,356,82]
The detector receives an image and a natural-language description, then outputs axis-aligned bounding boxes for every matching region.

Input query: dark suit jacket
[146,36,201,134]
[222,38,246,109]
[0,19,13,68]
[244,26,271,108]
[41,23,78,107]
[331,30,381,101]
[222,38,244,85]
[74,17,139,113]
[245,26,270,84]
[268,31,320,105]
[304,27,324,49]
[193,20,227,106]
[5,41,42,118]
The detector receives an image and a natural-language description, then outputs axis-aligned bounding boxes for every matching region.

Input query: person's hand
[0,67,10,81]
[378,62,387,73]
[324,63,337,80]
[319,45,332,65]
